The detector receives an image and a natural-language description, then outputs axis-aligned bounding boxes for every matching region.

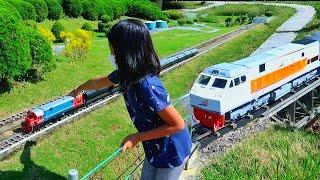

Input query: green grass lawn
[0,19,235,118]
[293,1,320,40]
[201,126,320,179]
[0,4,295,179]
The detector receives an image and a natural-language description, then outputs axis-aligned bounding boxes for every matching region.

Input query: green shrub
[264,10,274,17]
[100,14,111,23]
[186,19,193,24]
[62,0,83,18]
[44,0,63,20]
[85,0,126,20]
[82,0,99,20]
[24,0,48,22]
[163,1,186,10]
[95,0,114,18]
[51,21,65,40]
[126,0,167,21]
[23,20,37,29]
[109,0,127,19]
[177,18,186,26]
[0,0,22,20]
[5,0,36,20]
[103,22,114,34]
[193,18,199,23]
[98,21,114,33]
[81,22,93,31]
[26,28,54,81]
[0,9,31,88]
[315,4,320,19]
[164,9,184,20]
[225,17,232,27]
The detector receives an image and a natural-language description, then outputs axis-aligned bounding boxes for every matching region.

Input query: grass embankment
[293,1,320,40]
[0,4,294,179]
[201,126,320,179]
[0,18,235,118]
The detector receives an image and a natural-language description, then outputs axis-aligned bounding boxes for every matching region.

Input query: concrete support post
[68,169,78,180]
[287,102,296,123]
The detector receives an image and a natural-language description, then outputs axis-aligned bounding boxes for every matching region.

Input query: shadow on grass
[0,141,66,180]
[299,21,320,34]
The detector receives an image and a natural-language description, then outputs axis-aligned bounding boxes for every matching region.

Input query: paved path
[250,3,315,55]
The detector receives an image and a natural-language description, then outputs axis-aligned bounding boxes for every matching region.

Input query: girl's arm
[69,76,115,97]
[122,105,185,151]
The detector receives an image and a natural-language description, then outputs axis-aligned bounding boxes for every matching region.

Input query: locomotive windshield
[197,74,211,85]
[212,78,227,88]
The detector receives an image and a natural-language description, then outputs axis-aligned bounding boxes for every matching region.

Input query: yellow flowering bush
[60,29,92,59]
[38,27,55,43]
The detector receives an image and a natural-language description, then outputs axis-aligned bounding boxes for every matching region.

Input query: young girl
[69,19,192,179]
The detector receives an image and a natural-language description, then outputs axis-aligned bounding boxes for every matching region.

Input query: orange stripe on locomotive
[251,58,307,93]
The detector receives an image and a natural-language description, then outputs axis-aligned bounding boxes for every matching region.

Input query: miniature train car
[160,48,199,69]
[22,95,84,132]
[190,38,320,131]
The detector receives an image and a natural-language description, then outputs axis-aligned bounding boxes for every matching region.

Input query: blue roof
[39,96,74,111]
[204,63,247,78]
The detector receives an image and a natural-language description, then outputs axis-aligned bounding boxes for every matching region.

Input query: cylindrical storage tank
[145,21,156,30]
[155,20,168,28]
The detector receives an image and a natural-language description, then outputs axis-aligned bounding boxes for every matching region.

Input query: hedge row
[126,0,167,21]
[44,0,63,20]
[62,0,165,21]
[1,0,165,22]
[0,4,53,89]
[5,0,36,21]
[24,0,49,22]
[4,0,61,22]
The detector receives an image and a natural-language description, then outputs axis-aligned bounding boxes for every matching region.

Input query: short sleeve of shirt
[107,70,120,84]
[140,76,170,112]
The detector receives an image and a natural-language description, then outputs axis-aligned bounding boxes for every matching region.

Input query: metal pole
[68,169,78,180]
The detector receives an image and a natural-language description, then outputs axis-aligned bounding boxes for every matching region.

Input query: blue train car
[23,96,75,132]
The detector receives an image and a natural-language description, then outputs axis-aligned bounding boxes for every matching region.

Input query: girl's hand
[121,133,140,152]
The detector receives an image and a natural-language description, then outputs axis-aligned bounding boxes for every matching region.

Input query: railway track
[0,24,256,159]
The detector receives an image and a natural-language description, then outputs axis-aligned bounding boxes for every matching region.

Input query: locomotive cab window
[229,80,234,88]
[241,76,246,83]
[212,78,227,88]
[234,77,240,86]
[259,64,265,73]
[311,55,319,63]
[197,74,211,85]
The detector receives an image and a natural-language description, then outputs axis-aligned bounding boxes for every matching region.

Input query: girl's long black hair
[107,19,161,89]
